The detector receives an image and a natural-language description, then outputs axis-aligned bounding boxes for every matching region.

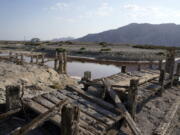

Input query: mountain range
[76,23,180,46]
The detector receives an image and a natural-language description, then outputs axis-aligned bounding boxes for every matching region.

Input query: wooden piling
[159,70,165,96]
[149,61,153,69]
[128,79,139,120]
[57,53,63,74]
[165,49,175,76]
[137,64,141,71]
[41,55,44,65]
[36,55,38,64]
[158,60,163,70]
[121,66,127,73]
[174,63,180,85]
[6,85,21,111]
[63,52,67,74]
[61,104,80,135]
[30,55,33,63]
[83,71,91,81]
[20,54,24,64]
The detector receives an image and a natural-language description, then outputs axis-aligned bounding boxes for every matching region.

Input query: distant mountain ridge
[52,37,74,42]
[76,23,180,46]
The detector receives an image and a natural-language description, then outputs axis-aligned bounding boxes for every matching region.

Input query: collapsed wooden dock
[0,49,179,135]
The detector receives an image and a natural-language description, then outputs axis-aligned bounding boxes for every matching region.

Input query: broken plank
[58,90,116,125]
[12,99,67,135]
[51,90,112,127]
[58,89,120,121]
[66,85,119,115]
[103,79,142,135]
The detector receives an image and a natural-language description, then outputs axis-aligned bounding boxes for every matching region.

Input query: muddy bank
[0,60,77,104]
[136,86,180,135]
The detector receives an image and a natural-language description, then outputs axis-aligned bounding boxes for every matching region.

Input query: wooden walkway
[22,85,122,135]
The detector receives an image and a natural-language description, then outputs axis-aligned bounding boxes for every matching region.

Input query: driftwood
[153,100,180,135]
[11,99,68,135]
[102,79,142,135]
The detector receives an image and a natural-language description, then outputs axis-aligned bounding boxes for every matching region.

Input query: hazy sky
[1,0,180,40]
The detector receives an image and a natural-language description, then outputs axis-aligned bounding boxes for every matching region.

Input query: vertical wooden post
[61,104,79,135]
[6,85,21,111]
[9,52,12,59]
[165,49,175,76]
[15,53,18,63]
[36,55,38,64]
[58,53,63,74]
[41,54,44,65]
[121,66,127,73]
[83,71,91,81]
[159,70,165,96]
[174,63,180,85]
[137,64,141,71]
[20,54,24,64]
[30,55,33,63]
[63,52,67,74]
[158,60,163,70]
[149,61,153,69]
[128,79,139,120]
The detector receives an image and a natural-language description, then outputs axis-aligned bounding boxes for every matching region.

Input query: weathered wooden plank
[23,99,100,135]
[42,93,61,104]
[58,89,120,121]
[58,90,115,125]
[33,96,56,109]
[11,99,68,135]
[153,100,180,135]
[66,85,119,114]
[51,90,113,127]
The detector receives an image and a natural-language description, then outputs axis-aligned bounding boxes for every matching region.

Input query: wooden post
[174,63,180,85]
[36,55,38,64]
[63,52,67,74]
[9,52,12,59]
[6,85,21,111]
[54,58,58,70]
[159,70,165,96]
[30,55,33,63]
[165,49,175,76]
[61,104,80,135]
[83,71,91,81]
[137,64,141,71]
[59,53,63,73]
[20,54,24,64]
[41,55,44,65]
[128,79,139,120]
[149,61,153,69]
[121,66,127,73]
[158,60,163,70]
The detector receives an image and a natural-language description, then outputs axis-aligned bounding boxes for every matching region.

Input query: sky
[1,0,180,40]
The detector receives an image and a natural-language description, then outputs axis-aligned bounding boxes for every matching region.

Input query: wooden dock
[22,85,122,135]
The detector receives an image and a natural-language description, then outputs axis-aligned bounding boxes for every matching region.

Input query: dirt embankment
[0,60,77,104]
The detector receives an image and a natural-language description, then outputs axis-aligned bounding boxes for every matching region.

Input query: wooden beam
[0,108,21,120]
[11,99,68,135]
[102,79,142,135]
